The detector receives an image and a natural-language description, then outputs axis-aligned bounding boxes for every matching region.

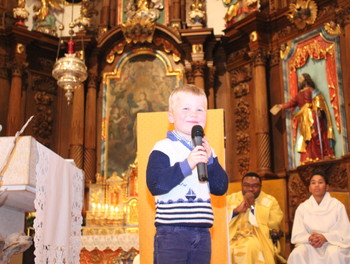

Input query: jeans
[154,225,211,264]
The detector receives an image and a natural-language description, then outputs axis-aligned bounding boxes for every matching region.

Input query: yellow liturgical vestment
[227,191,285,264]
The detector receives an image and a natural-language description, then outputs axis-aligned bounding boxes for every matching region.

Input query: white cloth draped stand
[0,136,84,264]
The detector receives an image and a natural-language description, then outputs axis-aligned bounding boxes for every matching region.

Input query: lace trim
[33,141,84,263]
[81,234,139,251]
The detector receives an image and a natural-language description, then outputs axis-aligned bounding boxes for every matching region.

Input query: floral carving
[234,99,250,131]
[238,157,250,176]
[233,82,249,98]
[236,132,250,155]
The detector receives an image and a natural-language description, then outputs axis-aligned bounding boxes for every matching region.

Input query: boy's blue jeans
[153,225,211,264]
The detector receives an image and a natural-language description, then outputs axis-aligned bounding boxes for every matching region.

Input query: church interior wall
[0,0,349,262]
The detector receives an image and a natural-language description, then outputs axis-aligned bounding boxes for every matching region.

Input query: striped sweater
[146,131,228,227]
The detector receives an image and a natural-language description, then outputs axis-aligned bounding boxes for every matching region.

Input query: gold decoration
[324,21,341,36]
[84,162,139,233]
[223,0,260,24]
[250,31,258,42]
[192,44,203,54]
[189,0,206,26]
[153,37,182,62]
[74,0,98,31]
[16,43,25,54]
[287,0,318,29]
[121,17,155,44]
[13,0,29,26]
[280,41,291,59]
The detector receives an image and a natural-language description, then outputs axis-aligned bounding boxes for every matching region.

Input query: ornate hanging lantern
[52,40,87,104]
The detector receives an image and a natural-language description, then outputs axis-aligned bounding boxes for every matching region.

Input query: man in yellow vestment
[226,172,286,264]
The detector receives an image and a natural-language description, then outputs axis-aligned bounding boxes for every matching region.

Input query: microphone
[191,125,208,182]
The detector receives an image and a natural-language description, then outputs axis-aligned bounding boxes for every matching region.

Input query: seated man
[226,172,286,264]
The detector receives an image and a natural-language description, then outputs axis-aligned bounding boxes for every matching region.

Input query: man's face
[242,176,261,199]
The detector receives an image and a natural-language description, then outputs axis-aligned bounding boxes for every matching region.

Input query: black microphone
[191,125,208,182]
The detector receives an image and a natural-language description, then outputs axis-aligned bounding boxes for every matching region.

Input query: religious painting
[282,28,348,168]
[101,48,182,178]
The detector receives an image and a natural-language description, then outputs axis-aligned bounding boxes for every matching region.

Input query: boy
[146,84,228,264]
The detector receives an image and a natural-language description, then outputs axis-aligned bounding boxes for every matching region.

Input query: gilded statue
[33,0,63,36]
[13,0,29,26]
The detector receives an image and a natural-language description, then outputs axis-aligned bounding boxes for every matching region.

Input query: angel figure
[33,0,63,36]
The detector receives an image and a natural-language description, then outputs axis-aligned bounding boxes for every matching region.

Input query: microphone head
[191,125,204,139]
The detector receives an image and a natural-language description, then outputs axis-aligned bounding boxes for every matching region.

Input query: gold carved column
[250,48,272,175]
[69,84,85,169]
[6,43,27,135]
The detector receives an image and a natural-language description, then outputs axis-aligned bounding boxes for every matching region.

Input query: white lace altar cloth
[32,139,84,264]
[81,234,139,251]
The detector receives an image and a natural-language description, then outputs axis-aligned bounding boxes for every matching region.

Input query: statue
[74,0,98,31]
[189,0,206,26]
[273,73,335,164]
[32,0,63,36]
[13,0,29,26]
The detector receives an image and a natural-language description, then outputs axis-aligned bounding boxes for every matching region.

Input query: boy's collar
[167,130,194,150]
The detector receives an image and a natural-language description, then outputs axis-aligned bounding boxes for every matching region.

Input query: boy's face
[168,92,207,140]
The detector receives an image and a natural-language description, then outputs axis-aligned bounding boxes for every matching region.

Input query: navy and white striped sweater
[146,131,228,228]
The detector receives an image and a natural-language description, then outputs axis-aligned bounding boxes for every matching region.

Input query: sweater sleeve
[207,157,228,196]
[146,150,187,196]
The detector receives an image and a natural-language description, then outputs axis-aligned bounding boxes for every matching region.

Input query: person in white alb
[288,171,350,264]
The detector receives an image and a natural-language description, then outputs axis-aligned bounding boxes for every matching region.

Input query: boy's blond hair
[168,84,207,112]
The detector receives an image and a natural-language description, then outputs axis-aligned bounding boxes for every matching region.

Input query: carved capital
[185,68,195,84]
[269,47,281,67]
[191,60,206,76]
[87,73,100,90]
[249,48,268,67]
[10,62,26,77]
[208,66,216,87]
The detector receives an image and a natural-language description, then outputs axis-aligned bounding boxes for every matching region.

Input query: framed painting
[101,48,182,178]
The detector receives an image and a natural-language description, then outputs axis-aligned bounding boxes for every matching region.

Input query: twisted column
[250,48,272,175]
